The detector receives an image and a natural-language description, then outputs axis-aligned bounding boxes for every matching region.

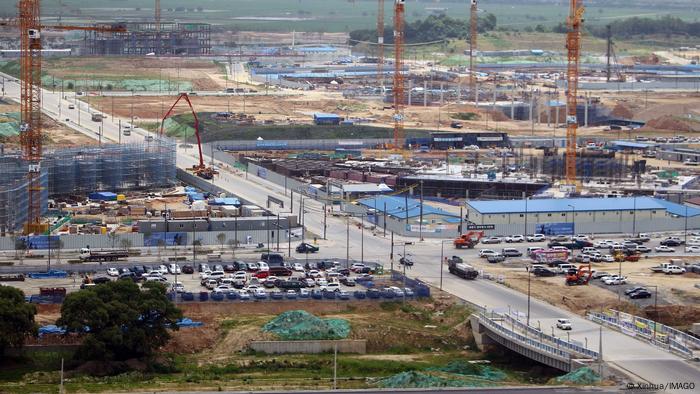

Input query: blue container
[299,292,310,299]
[311,291,323,300]
[367,289,381,299]
[254,292,267,300]
[286,292,298,300]
[338,292,350,300]
[382,291,395,299]
[199,292,209,301]
[211,292,224,301]
[182,292,194,301]
[353,290,366,299]
[270,292,284,300]
[227,291,239,300]
[323,291,336,300]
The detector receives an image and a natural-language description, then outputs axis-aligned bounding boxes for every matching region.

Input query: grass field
[25,0,700,33]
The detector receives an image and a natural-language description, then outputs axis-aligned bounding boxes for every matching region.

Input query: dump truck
[79,247,128,262]
[447,256,478,280]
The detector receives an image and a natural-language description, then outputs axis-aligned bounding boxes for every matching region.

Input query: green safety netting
[262,310,350,340]
[378,360,507,388]
[0,112,20,138]
[551,367,601,385]
[162,117,196,138]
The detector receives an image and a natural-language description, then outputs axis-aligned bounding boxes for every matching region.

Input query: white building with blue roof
[466,197,700,235]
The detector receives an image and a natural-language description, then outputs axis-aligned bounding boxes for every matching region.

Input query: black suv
[276,279,305,290]
[261,253,285,266]
[296,243,319,253]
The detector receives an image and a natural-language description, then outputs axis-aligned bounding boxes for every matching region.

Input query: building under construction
[83,22,211,56]
[0,138,177,234]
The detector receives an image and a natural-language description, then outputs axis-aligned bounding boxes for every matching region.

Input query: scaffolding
[0,138,176,233]
[83,22,211,56]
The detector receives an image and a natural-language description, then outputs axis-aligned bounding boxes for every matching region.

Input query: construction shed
[313,113,342,125]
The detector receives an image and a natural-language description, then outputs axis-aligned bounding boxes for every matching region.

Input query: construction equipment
[377,0,385,88]
[454,231,484,249]
[564,0,584,192]
[392,0,405,151]
[469,0,478,102]
[159,93,216,180]
[11,0,126,234]
[448,256,479,280]
[605,25,625,83]
[565,263,593,286]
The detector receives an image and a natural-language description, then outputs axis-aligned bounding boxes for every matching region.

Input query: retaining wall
[249,339,366,354]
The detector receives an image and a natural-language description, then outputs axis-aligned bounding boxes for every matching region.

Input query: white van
[258,261,270,272]
[557,264,577,273]
[207,253,222,263]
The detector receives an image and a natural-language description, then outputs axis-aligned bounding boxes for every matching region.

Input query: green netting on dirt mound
[162,117,196,139]
[0,112,20,138]
[377,371,500,388]
[427,360,507,381]
[262,310,350,340]
[551,367,601,385]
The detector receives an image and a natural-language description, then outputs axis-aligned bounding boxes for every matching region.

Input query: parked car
[340,277,356,286]
[629,290,653,299]
[106,268,119,277]
[505,235,525,243]
[182,264,194,274]
[532,267,557,277]
[526,234,546,242]
[486,254,506,263]
[292,263,304,272]
[296,242,319,253]
[655,245,676,253]
[351,263,366,272]
[481,236,502,244]
[604,277,627,285]
[660,238,683,247]
[685,246,700,253]
[625,286,647,295]
[501,248,523,257]
[479,249,498,258]
[663,265,686,275]
[168,264,181,274]
[303,278,316,287]
[592,271,611,279]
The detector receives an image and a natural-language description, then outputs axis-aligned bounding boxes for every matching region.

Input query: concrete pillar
[475,80,479,106]
[537,92,541,124]
[511,92,515,120]
[408,79,412,106]
[423,80,428,107]
[555,105,560,129]
[584,94,589,127]
[529,94,534,126]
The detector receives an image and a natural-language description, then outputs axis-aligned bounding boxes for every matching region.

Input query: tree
[227,239,237,258]
[216,233,227,252]
[0,287,37,356]
[119,238,133,252]
[107,232,120,250]
[58,281,182,361]
[55,239,65,265]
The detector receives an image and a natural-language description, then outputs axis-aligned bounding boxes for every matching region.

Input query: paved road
[3,74,700,388]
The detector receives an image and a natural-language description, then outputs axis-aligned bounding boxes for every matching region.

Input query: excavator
[160,93,217,180]
[565,263,593,286]
[453,231,484,249]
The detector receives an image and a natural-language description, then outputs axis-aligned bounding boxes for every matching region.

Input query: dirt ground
[466,255,700,325]
[44,57,225,91]
[0,100,97,148]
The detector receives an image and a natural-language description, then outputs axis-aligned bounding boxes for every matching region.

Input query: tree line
[552,15,700,38]
[349,13,497,45]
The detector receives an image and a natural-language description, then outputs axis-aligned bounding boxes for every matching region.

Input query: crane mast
[392,0,405,150]
[377,0,385,88]
[19,0,44,234]
[565,0,584,191]
[469,0,478,102]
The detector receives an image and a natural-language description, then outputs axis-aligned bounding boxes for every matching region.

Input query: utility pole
[419,180,424,241]
[346,215,350,268]
[323,204,327,240]
[606,25,612,83]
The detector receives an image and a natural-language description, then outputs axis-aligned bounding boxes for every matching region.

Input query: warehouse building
[430,131,509,149]
[465,196,700,235]
[313,113,342,125]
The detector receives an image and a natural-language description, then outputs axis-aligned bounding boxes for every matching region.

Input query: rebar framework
[84,22,211,56]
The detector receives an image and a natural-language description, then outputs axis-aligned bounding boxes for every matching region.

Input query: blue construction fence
[390,271,431,298]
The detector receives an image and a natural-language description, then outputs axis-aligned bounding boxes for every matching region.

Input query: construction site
[0,0,699,391]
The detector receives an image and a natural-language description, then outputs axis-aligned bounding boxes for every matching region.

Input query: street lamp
[648,285,659,343]
[567,204,575,235]
[525,265,531,326]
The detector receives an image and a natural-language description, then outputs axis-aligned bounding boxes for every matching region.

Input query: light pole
[648,285,659,343]
[526,265,531,326]
[684,203,688,245]
[567,204,575,235]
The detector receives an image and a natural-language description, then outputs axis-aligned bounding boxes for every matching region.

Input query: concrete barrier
[250,339,366,354]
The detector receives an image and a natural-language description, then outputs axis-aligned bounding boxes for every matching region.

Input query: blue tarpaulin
[28,270,68,279]
[176,318,204,328]
[187,193,205,202]
[89,191,117,201]
[210,197,241,206]
[39,325,66,336]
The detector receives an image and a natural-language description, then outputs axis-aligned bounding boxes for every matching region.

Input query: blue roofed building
[345,195,463,237]
[466,196,700,236]
[313,113,342,125]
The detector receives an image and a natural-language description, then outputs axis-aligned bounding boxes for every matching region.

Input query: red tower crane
[564,0,584,191]
[392,0,405,150]
[15,0,125,234]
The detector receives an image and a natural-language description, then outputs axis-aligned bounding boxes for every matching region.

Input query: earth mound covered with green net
[551,367,601,385]
[378,360,507,388]
[262,310,350,340]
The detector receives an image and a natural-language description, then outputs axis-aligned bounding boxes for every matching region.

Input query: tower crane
[564,0,584,191]
[377,0,385,88]
[469,0,478,102]
[392,0,405,151]
[11,0,125,234]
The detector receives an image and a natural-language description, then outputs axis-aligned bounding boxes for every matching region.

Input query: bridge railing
[498,311,599,359]
[588,310,698,359]
[477,312,572,360]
